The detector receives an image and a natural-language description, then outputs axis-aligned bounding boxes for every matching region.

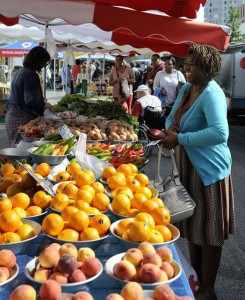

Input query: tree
[226,8,245,42]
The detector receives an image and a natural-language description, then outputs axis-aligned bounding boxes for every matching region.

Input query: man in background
[146,54,165,94]
[72,59,81,94]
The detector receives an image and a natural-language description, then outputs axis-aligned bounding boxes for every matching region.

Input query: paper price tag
[58,124,73,139]
[16,161,55,196]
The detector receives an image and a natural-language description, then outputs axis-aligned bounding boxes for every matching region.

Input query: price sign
[58,124,74,139]
[16,161,55,196]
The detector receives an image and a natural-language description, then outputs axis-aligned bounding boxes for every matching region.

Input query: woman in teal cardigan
[161,44,235,300]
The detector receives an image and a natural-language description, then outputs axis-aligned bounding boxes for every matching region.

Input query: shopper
[146,53,164,94]
[160,44,235,300]
[72,59,81,94]
[109,55,135,114]
[5,46,53,147]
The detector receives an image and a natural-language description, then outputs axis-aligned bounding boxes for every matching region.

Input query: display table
[1,229,194,299]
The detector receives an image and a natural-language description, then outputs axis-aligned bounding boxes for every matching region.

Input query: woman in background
[5,46,53,147]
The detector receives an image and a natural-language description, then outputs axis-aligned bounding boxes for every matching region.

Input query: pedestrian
[146,54,165,94]
[92,61,102,82]
[130,61,143,104]
[160,44,235,300]
[61,64,73,94]
[72,59,81,94]
[5,46,53,147]
[46,63,53,89]
[109,55,135,114]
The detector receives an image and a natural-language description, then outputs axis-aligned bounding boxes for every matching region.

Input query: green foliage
[226,8,245,42]
[53,95,139,131]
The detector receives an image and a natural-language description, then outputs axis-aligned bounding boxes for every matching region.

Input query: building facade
[204,0,244,25]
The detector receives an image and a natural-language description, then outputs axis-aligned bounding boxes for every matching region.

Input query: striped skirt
[175,145,235,246]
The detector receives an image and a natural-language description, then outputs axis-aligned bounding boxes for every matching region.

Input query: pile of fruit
[0,249,17,284]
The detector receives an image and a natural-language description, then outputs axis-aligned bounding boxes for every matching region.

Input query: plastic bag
[121,79,130,98]
[75,133,113,178]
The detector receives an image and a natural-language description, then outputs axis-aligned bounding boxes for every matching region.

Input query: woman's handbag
[154,146,196,224]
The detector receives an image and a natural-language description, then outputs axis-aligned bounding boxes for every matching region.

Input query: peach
[49,242,61,252]
[139,263,162,283]
[159,269,169,282]
[77,247,95,262]
[68,269,87,283]
[10,284,36,300]
[0,249,16,269]
[175,297,193,300]
[153,284,175,300]
[156,247,173,263]
[34,268,51,282]
[138,241,156,255]
[113,260,136,281]
[81,257,102,278]
[120,281,144,300]
[160,261,175,279]
[71,291,94,300]
[123,248,143,267]
[0,266,9,283]
[59,242,78,258]
[132,266,141,282]
[58,254,77,275]
[49,271,68,284]
[39,247,60,268]
[104,294,124,300]
[39,279,62,300]
[142,253,162,267]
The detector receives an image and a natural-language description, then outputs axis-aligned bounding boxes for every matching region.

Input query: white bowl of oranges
[41,212,111,250]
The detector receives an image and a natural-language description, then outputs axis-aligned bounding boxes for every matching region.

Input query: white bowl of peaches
[104,242,182,288]
[24,242,103,293]
[0,249,19,292]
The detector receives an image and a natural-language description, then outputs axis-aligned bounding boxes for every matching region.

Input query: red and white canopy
[0,0,230,57]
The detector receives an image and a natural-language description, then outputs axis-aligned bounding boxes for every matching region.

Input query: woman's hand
[161,88,167,96]
[160,129,179,149]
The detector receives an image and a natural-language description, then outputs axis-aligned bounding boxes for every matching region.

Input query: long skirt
[175,145,235,246]
[5,109,38,147]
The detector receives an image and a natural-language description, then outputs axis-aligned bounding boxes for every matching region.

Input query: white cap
[134,84,149,92]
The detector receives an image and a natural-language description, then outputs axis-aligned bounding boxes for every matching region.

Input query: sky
[196,6,205,22]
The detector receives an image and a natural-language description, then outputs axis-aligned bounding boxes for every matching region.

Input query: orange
[147,229,164,243]
[128,221,151,243]
[33,191,52,209]
[131,193,147,209]
[51,193,70,211]
[75,171,93,188]
[12,207,27,218]
[83,169,95,182]
[79,227,100,240]
[92,193,110,211]
[62,182,79,198]
[111,187,129,198]
[57,228,79,241]
[117,188,134,200]
[17,163,32,174]
[102,166,117,179]
[127,163,138,174]
[107,174,125,190]
[61,206,79,221]
[111,194,131,215]
[115,219,133,237]
[11,192,30,210]
[74,188,93,204]
[21,173,37,189]
[134,173,149,187]
[0,210,22,232]
[0,197,12,213]
[139,199,160,214]
[136,186,152,199]
[91,181,104,194]
[90,213,111,236]
[9,174,22,183]
[0,232,21,244]
[25,205,43,216]
[66,162,82,179]
[68,210,90,232]
[35,162,51,177]
[74,200,91,213]
[134,212,155,229]
[56,182,69,194]
[81,185,96,197]
[16,223,36,240]
[114,172,126,180]
[155,225,172,242]
[151,207,171,226]
[42,213,64,236]
[0,163,15,177]
[86,207,100,215]
[125,178,141,192]
[54,171,71,182]
[117,164,132,178]
[128,208,140,217]
[122,228,131,241]
[151,197,164,207]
